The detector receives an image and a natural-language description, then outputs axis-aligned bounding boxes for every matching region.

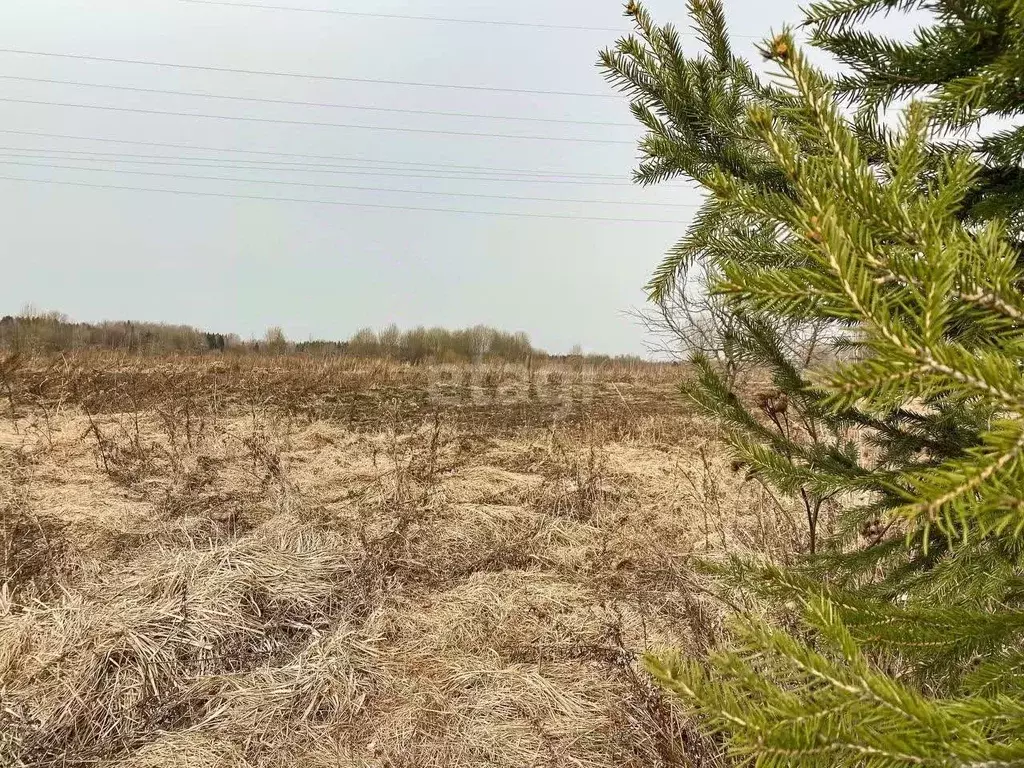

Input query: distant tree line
[0,309,240,356]
[0,310,643,366]
[334,324,535,364]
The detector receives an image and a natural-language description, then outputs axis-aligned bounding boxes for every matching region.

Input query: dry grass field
[0,354,798,768]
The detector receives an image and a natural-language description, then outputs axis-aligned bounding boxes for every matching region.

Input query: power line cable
[0,74,636,128]
[0,158,695,207]
[0,97,635,144]
[0,129,635,179]
[179,0,627,32]
[0,48,621,99]
[0,146,617,178]
[0,175,684,224]
[177,0,764,39]
[0,149,643,185]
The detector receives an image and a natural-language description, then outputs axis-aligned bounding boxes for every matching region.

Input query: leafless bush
[84,409,157,488]
[679,445,728,552]
[535,428,611,522]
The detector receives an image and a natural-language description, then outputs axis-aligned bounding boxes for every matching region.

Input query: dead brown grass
[0,353,779,768]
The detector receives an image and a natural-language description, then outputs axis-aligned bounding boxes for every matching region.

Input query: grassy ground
[0,354,796,768]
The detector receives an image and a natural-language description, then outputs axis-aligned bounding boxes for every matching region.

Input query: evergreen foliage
[602,0,1024,763]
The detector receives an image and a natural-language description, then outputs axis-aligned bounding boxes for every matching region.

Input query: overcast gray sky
[0,0,867,354]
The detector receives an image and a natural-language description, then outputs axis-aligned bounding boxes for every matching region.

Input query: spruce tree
[602,1,1024,763]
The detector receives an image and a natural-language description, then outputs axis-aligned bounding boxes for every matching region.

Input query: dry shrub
[1,449,72,602]
[178,616,379,756]
[387,571,619,657]
[535,439,614,522]
[412,503,557,579]
[2,523,358,766]
[84,411,160,488]
[365,571,692,768]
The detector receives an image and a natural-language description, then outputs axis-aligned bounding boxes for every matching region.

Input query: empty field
[0,354,792,768]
